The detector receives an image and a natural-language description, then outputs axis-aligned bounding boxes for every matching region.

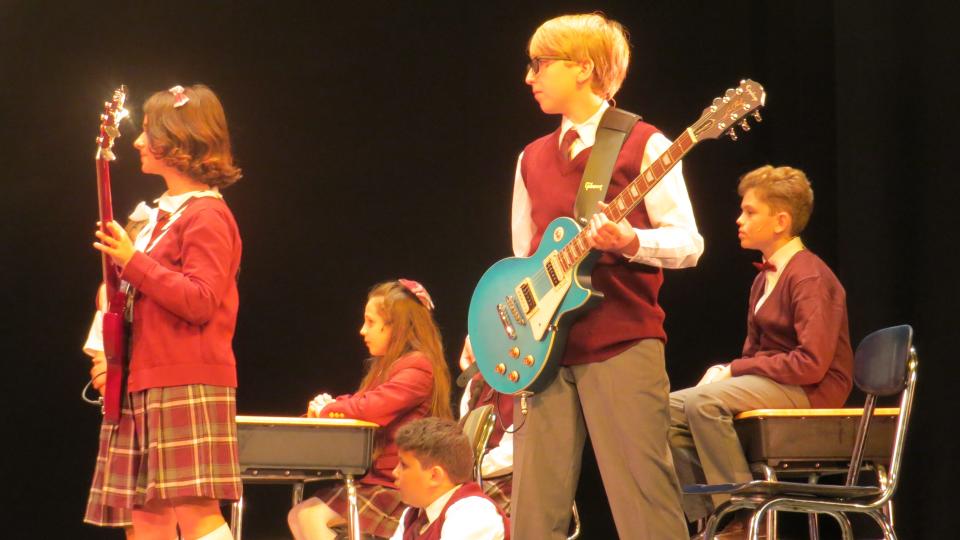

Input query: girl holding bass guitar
[85,84,243,540]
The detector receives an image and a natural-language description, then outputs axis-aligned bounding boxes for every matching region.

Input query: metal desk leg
[807,473,821,540]
[230,495,244,540]
[760,464,778,540]
[345,474,361,540]
[292,481,305,506]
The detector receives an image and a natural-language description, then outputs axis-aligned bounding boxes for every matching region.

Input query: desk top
[236,415,378,428]
[735,407,900,420]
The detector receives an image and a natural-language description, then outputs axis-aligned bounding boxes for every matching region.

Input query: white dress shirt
[754,236,805,313]
[511,100,704,268]
[390,485,505,540]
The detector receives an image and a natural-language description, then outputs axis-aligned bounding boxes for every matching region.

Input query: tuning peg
[727,128,738,141]
[752,111,762,122]
[722,95,731,104]
[740,119,751,131]
[736,87,744,95]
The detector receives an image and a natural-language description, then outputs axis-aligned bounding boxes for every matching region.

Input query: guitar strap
[573,107,641,225]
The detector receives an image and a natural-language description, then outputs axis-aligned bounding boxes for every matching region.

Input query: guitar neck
[559,128,699,267]
[96,154,122,307]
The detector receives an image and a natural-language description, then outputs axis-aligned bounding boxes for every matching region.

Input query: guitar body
[468,217,602,394]
[101,309,126,424]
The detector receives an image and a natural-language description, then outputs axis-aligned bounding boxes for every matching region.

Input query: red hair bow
[398,278,435,310]
[168,85,190,108]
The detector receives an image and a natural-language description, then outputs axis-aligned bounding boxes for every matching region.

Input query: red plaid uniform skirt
[84,384,242,527]
[482,473,512,516]
[316,481,405,538]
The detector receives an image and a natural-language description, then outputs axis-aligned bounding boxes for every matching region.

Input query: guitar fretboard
[556,128,697,272]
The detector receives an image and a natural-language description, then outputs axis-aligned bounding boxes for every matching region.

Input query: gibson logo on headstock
[583,182,603,191]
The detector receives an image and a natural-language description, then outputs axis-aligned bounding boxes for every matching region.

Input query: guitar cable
[81,379,104,407]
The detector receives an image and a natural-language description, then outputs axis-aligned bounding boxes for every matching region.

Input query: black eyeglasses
[527,56,570,75]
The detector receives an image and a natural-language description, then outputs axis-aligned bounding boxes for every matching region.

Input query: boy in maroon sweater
[669,165,853,532]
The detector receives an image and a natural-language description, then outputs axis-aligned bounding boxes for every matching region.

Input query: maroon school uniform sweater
[730,250,853,408]
[321,352,435,486]
[401,482,510,540]
[520,122,665,366]
[121,196,241,391]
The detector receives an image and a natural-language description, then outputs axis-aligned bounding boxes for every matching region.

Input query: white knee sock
[195,523,234,540]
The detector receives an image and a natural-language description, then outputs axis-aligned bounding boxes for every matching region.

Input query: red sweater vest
[520,122,666,366]
[402,482,510,540]
[121,197,241,391]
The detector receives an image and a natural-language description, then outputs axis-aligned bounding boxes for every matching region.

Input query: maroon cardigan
[321,352,435,486]
[730,250,853,408]
[520,122,666,366]
[121,196,241,392]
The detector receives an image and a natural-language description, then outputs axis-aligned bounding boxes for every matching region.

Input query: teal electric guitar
[468,79,766,394]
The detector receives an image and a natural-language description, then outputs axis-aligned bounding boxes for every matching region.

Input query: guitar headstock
[96,85,129,161]
[691,79,766,142]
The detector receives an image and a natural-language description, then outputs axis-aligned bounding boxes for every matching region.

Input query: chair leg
[703,504,739,540]
[567,501,581,540]
[876,465,896,527]
[748,507,767,540]
[868,509,897,540]
[825,512,853,540]
[760,464,779,540]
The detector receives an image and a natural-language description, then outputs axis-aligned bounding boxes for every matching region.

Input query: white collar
[424,484,462,524]
[560,100,610,148]
[766,236,804,271]
[154,188,221,213]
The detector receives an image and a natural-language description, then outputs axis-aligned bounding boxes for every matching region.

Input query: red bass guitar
[95,86,129,424]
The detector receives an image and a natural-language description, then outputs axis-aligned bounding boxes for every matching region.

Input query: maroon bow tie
[752,261,777,272]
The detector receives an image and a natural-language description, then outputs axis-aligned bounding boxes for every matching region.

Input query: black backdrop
[2,1,956,538]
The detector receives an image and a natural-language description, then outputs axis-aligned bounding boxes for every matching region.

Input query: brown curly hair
[142,84,242,188]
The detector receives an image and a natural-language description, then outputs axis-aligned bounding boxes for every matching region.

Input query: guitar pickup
[515,279,538,315]
[543,252,564,287]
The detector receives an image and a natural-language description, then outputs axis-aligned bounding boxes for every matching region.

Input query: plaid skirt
[482,474,512,517]
[84,384,242,527]
[317,482,405,538]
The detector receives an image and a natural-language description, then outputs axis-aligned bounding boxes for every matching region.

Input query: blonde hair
[529,13,630,99]
[738,165,814,235]
[359,281,452,420]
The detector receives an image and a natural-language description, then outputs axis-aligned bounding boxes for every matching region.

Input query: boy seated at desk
[389,417,509,540]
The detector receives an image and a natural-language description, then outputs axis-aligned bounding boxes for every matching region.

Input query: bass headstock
[690,79,766,142]
[96,85,129,161]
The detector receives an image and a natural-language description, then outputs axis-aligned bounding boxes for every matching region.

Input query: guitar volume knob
[523,355,535,366]
[508,371,520,383]
[495,363,506,375]
[509,347,520,358]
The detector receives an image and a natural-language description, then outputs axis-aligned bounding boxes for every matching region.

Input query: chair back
[846,324,917,495]
[459,404,496,484]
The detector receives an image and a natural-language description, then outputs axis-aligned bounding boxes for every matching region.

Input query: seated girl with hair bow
[289,279,453,540]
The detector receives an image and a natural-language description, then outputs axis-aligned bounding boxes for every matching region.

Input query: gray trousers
[669,374,810,521]
[511,339,688,540]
